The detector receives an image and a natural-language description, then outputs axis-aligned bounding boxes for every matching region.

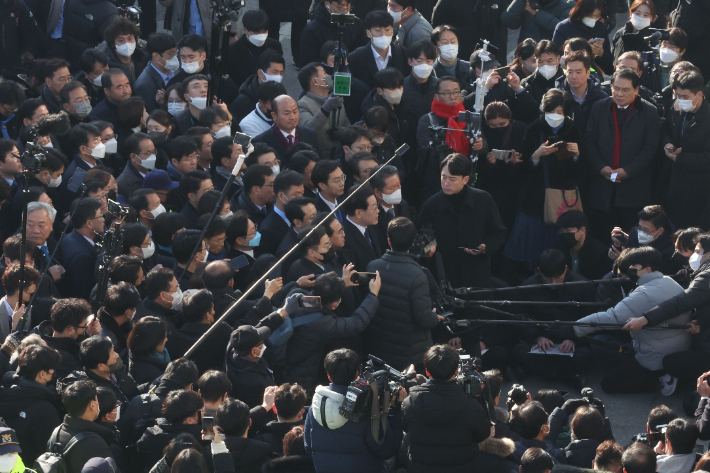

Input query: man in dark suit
[230,165,275,227]
[117,132,156,199]
[347,10,409,90]
[555,210,611,281]
[252,95,318,162]
[311,160,346,223]
[172,229,209,290]
[88,69,132,127]
[210,137,244,201]
[229,49,286,125]
[258,171,305,256]
[133,33,178,113]
[57,198,103,300]
[342,186,383,272]
[285,226,334,283]
[226,211,259,292]
[369,164,412,252]
[178,170,214,229]
[56,123,106,213]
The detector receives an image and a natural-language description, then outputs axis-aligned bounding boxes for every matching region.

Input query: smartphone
[298,295,322,309]
[202,416,215,440]
[459,247,482,253]
[351,272,377,284]
[233,132,252,150]
[616,234,629,246]
[550,141,566,148]
[492,149,513,161]
[87,314,95,324]
[228,255,249,271]
[494,66,511,77]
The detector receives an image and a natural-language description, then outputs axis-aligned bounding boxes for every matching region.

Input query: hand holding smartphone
[202,416,215,440]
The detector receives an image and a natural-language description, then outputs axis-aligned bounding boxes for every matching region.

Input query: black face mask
[559,232,578,249]
[626,267,640,283]
[319,247,335,264]
[149,130,169,145]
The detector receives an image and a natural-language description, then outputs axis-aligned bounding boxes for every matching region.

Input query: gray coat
[395,11,433,50]
[574,271,690,370]
[585,96,661,212]
[297,92,349,160]
[134,64,167,113]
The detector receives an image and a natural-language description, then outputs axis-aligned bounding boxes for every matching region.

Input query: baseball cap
[470,49,500,71]
[0,428,21,455]
[143,170,179,190]
[230,325,272,352]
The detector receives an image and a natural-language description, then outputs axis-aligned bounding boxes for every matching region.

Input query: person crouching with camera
[402,344,492,473]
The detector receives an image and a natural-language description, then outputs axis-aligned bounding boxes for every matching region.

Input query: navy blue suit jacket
[88,98,119,128]
[56,155,94,213]
[252,125,318,165]
[58,230,98,300]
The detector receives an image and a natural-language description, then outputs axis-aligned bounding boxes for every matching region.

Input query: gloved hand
[562,399,588,416]
[282,293,304,315]
[322,94,344,114]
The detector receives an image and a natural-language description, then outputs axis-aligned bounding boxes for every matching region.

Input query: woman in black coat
[504,89,584,264]
[128,316,170,386]
[611,0,661,65]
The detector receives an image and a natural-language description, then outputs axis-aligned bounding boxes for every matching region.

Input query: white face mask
[388,9,402,22]
[163,56,180,71]
[480,69,493,82]
[104,138,118,154]
[630,14,651,30]
[200,249,209,262]
[141,154,157,170]
[382,188,402,205]
[170,287,183,309]
[371,34,392,50]
[182,60,202,74]
[189,96,207,110]
[689,253,704,271]
[439,44,458,62]
[271,164,280,177]
[49,206,57,222]
[92,74,103,87]
[258,344,267,358]
[677,94,699,112]
[116,41,136,57]
[538,64,558,80]
[248,33,268,47]
[581,17,597,27]
[90,142,106,159]
[637,229,658,245]
[383,88,403,105]
[412,63,434,79]
[43,141,54,149]
[131,125,142,133]
[49,175,62,188]
[545,112,565,128]
[220,211,233,220]
[0,453,18,473]
[150,204,166,219]
[659,48,679,64]
[214,125,231,139]
[168,102,186,116]
[261,70,283,83]
[142,240,156,259]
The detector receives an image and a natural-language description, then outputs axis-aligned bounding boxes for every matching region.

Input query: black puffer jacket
[137,419,205,472]
[51,415,118,473]
[229,74,261,125]
[254,419,305,455]
[203,435,276,473]
[283,293,379,393]
[63,0,118,63]
[0,378,62,465]
[521,67,566,104]
[402,380,492,473]
[364,251,438,371]
[299,1,366,67]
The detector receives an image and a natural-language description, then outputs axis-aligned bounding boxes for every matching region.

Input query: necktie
[261,207,268,215]
[40,245,51,263]
[334,209,343,223]
[387,208,395,219]
[287,135,294,147]
[364,228,373,249]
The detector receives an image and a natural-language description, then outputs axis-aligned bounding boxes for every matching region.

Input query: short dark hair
[538,249,567,278]
[80,49,108,74]
[285,197,313,225]
[625,247,663,272]
[364,10,394,29]
[179,169,211,200]
[257,80,287,103]
[482,369,503,399]
[617,51,643,72]
[311,159,341,190]
[521,448,554,473]
[182,74,209,92]
[369,165,398,191]
[59,81,86,105]
[343,185,374,217]
[595,441,624,471]
[163,390,204,424]
[129,188,157,213]
[80,336,114,369]
[388,217,416,252]
[534,39,560,57]
[364,106,390,132]
[313,271,345,306]
[70,197,101,229]
[164,358,199,388]
[199,106,229,127]
[152,212,188,248]
[101,68,128,91]
[570,406,604,442]
[323,348,359,385]
[290,150,320,174]
[430,24,459,44]
[256,49,286,72]
[17,98,45,123]
[104,17,140,45]
[622,442,656,473]
[125,132,152,159]
[68,123,101,155]
[2,263,40,297]
[211,137,234,166]
[541,88,570,114]
[242,9,270,31]
[423,344,459,380]
[109,255,143,285]
[127,316,168,356]
[556,210,588,230]
[169,136,199,163]
[197,370,232,403]
[667,27,688,50]
[406,40,437,60]
[246,142,277,167]
[96,386,117,420]
[51,298,91,333]
[147,32,177,56]
[440,153,470,176]
[217,398,250,436]
[103,281,141,317]
[177,34,207,53]
[348,152,377,179]
[665,418,698,454]
[374,68,404,90]
[0,82,25,107]
[243,164,273,195]
[274,383,307,419]
[694,232,710,254]
[611,68,641,89]
[172,229,203,265]
[62,379,98,418]
[18,345,61,380]
[182,289,214,323]
[518,401,549,439]
[319,40,349,63]
[484,101,511,121]
[648,405,678,432]
[673,70,705,94]
[298,62,322,92]
[274,170,304,196]
[566,50,591,70]
[300,225,328,253]
[638,205,667,229]
[226,210,250,242]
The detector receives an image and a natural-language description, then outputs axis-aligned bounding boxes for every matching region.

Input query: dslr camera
[507,384,529,411]
[581,387,604,413]
[456,349,485,397]
[118,5,141,25]
[632,424,667,445]
[410,224,437,255]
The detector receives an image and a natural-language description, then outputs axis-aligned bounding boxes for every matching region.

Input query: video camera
[581,387,604,414]
[330,13,356,24]
[117,5,141,25]
[644,28,670,42]
[506,384,529,411]
[456,349,485,397]
[632,424,667,445]
[411,224,436,255]
[21,147,46,175]
[340,355,415,422]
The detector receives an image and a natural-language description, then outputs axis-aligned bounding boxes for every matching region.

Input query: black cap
[0,428,21,455]
[470,49,500,71]
[81,458,118,473]
[230,325,272,352]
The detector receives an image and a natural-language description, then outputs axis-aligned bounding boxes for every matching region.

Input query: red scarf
[611,99,635,169]
[431,98,470,156]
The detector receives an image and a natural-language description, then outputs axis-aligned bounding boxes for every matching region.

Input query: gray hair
[27,202,55,222]
[368,165,399,191]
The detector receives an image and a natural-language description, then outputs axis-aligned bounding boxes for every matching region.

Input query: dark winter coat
[501,0,574,43]
[135,298,194,358]
[670,0,710,81]
[556,77,609,135]
[63,0,118,63]
[0,0,40,68]
[471,437,519,473]
[203,435,276,473]
[348,42,409,90]
[105,45,150,85]
[431,0,504,61]
[0,378,62,465]
[229,74,261,125]
[585,96,661,212]
[402,380,492,473]
[521,67,566,104]
[42,335,83,381]
[261,455,316,473]
[554,235,611,281]
[51,415,117,473]
[417,185,507,288]
[227,34,284,88]
[403,73,438,124]
[136,418,204,472]
[610,21,653,66]
[58,369,138,404]
[299,1,367,67]
[463,80,540,124]
[551,18,613,74]
[254,419,304,455]
[128,352,168,387]
[283,293,379,392]
[364,251,438,371]
[178,321,232,374]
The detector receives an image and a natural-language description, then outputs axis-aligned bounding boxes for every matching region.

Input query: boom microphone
[34,111,72,137]
[644,31,662,41]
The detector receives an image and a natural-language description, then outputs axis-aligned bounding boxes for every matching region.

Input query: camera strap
[369,381,390,444]
[319,397,329,430]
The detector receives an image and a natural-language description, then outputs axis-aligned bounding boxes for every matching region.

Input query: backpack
[33,429,100,473]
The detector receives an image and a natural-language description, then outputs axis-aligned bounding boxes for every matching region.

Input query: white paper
[481,349,489,355]
[529,344,574,357]
[611,172,618,182]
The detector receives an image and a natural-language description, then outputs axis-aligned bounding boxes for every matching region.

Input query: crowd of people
[0,0,708,470]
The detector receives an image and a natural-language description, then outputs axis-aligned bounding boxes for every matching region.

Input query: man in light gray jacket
[574,247,690,395]
[297,63,349,159]
[389,0,433,50]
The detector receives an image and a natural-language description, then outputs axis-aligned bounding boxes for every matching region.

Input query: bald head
[271,94,300,134]
[203,260,234,290]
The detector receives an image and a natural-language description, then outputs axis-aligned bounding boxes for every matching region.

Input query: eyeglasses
[436,91,462,98]
[183,154,198,163]
[56,76,73,85]
[330,175,346,184]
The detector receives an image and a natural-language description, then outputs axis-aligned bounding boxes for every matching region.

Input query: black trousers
[268,19,307,65]
[663,349,710,385]
[137,0,158,38]
[600,357,661,394]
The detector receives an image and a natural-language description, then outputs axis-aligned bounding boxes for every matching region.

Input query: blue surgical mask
[248,231,262,247]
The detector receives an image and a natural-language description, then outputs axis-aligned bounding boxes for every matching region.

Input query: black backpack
[33,429,100,473]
